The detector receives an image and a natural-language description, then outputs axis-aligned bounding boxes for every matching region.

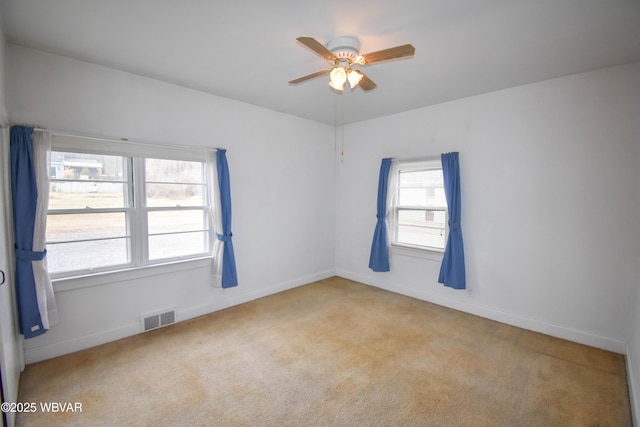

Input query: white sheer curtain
[207,151,224,287]
[30,131,58,329]
[385,160,399,255]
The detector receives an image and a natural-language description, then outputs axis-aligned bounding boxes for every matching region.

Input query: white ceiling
[2,0,640,125]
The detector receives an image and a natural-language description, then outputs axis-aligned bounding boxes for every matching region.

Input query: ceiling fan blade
[358,73,377,91]
[296,37,337,62]
[288,69,331,84]
[361,44,415,64]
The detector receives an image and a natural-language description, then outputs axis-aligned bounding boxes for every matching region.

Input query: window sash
[145,206,211,263]
[391,159,448,252]
[147,207,209,234]
[47,210,131,243]
[46,138,214,279]
[148,231,210,261]
[393,206,448,251]
[46,238,132,275]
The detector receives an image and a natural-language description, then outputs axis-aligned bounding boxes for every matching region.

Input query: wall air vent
[160,310,175,327]
[141,308,176,332]
[143,315,160,331]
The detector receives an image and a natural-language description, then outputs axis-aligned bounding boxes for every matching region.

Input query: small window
[391,159,448,252]
[46,137,214,279]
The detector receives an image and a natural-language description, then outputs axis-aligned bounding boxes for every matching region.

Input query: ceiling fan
[289,36,415,92]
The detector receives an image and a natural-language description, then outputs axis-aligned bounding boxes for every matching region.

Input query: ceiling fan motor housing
[291,35,414,91]
[327,36,361,63]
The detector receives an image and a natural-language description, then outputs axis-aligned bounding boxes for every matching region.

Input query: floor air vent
[141,309,176,332]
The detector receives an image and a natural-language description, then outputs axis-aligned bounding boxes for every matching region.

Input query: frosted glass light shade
[347,70,363,88]
[329,67,347,91]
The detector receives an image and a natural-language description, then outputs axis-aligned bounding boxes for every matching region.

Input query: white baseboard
[24,269,335,364]
[336,269,628,354]
[179,269,336,322]
[24,323,140,364]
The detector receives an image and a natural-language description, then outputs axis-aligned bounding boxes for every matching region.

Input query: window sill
[391,243,444,262]
[52,257,213,293]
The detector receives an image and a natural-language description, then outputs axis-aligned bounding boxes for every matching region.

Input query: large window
[46,135,214,278]
[391,159,448,252]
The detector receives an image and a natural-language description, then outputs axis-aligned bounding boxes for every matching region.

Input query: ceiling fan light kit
[328,66,347,90]
[347,69,364,88]
[328,66,364,91]
[290,36,415,92]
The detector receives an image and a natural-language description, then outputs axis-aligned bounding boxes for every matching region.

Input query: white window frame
[390,158,448,254]
[47,133,215,282]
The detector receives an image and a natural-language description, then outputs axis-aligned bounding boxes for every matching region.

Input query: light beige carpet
[17,277,631,426]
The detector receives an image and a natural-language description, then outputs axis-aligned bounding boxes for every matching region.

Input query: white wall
[0,14,7,125]
[336,62,640,354]
[7,45,336,363]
